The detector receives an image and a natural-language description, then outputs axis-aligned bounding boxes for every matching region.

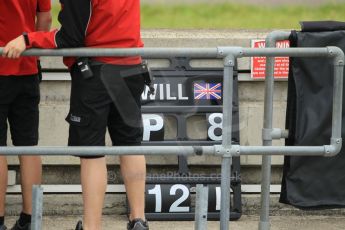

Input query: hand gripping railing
[0,46,343,230]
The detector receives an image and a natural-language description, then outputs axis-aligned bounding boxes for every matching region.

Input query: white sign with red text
[251,39,290,79]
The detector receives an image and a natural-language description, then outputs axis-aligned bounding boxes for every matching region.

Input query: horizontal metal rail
[236,145,334,156]
[0,144,339,156]
[0,47,342,59]
[0,146,215,156]
[0,47,221,58]
[0,142,339,159]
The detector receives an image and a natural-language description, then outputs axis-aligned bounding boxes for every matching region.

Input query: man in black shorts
[3,0,148,229]
[0,0,51,229]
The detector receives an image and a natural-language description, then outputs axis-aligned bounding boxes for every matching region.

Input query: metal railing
[256,30,345,230]
[0,44,343,230]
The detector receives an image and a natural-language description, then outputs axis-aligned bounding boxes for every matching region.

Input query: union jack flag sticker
[193,83,222,100]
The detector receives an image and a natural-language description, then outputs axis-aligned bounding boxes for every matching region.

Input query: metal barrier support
[220,54,235,229]
[0,46,343,230]
[259,31,291,230]
[31,185,43,230]
[194,184,209,230]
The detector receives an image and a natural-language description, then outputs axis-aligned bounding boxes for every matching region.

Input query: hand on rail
[2,35,26,59]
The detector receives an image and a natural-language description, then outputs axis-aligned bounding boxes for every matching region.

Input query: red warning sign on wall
[251,40,290,79]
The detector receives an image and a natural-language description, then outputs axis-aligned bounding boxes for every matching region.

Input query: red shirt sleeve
[37,0,51,12]
[28,30,58,48]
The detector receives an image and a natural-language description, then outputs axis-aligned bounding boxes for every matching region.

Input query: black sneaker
[75,221,83,230]
[10,221,29,230]
[127,218,149,230]
[0,225,7,230]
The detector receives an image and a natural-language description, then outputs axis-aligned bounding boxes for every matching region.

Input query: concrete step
[4,194,345,217]
[8,165,285,185]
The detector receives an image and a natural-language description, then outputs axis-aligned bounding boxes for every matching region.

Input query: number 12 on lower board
[145,184,228,213]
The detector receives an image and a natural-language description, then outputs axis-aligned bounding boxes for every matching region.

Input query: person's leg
[0,76,16,226]
[0,124,8,221]
[8,75,41,229]
[67,65,110,229]
[106,69,147,222]
[81,157,107,230]
[120,155,146,220]
[18,156,42,214]
[0,156,8,218]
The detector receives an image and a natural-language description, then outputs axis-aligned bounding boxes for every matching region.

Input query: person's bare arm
[36,11,52,32]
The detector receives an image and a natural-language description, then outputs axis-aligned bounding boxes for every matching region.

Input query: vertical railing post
[220,55,235,230]
[195,184,209,230]
[31,185,43,230]
[259,31,291,230]
[258,34,276,230]
[331,48,345,141]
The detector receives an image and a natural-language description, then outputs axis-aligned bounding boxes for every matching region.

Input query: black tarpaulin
[280,22,345,209]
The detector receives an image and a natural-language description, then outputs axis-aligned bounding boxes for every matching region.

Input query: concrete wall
[6,29,287,167]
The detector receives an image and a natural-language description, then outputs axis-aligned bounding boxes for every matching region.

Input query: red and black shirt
[28,0,144,67]
[0,0,51,76]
